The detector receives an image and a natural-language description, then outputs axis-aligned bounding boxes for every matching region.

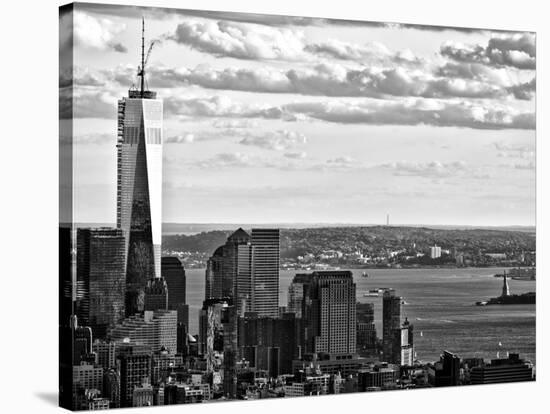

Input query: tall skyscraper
[287,280,305,318]
[223,228,250,300]
[205,246,224,300]
[250,229,280,318]
[162,257,189,353]
[400,318,414,366]
[298,271,357,356]
[382,289,402,364]
[205,228,279,317]
[161,257,186,309]
[76,228,126,338]
[117,20,163,317]
[356,302,377,357]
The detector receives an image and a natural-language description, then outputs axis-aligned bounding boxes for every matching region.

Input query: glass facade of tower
[117,92,163,317]
[76,228,126,338]
[250,229,280,318]
[382,289,402,364]
[311,271,357,355]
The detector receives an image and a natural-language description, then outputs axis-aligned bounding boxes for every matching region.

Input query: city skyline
[61,4,536,227]
[59,3,536,411]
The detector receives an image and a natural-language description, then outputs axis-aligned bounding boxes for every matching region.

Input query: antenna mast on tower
[140,17,145,97]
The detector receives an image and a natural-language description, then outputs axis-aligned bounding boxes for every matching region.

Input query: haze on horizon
[61,4,536,228]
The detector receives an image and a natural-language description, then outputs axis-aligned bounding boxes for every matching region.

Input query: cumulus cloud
[281,99,535,130]
[305,39,422,66]
[169,20,306,60]
[164,95,297,121]
[134,62,528,101]
[71,11,128,53]
[168,19,430,65]
[60,88,117,119]
[60,67,106,88]
[381,161,468,178]
[239,130,306,151]
[440,33,536,70]
[164,95,534,130]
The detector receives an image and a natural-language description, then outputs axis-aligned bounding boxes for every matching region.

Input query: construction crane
[137,18,156,97]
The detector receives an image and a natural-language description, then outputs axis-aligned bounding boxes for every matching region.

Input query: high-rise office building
[205,228,279,317]
[238,312,301,377]
[109,310,177,354]
[356,302,377,357]
[287,274,310,318]
[298,271,357,356]
[428,350,461,386]
[205,229,250,310]
[76,228,126,338]
[117,21,163,317]
[94,340,117,371]
[250,229,280,318]
[382,289,402,364]
[161,257,186,308]
[205,246,224,301]
[73,323,94,365]
[198,298,231,372]
[162,257,189,353]
[400,318,414,366]
[223,228,251,300]
[144,277,168,311]
[103,368,121,408]
[116,342,152,408]
[72,362,104,410]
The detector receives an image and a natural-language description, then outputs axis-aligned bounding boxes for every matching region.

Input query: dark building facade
[382,289,402,364]
[469,353,534,384]
[205,228,280,318]
[161,257,189,353]
[116,343,153,408]
[297,271,357,356]
[76,228,126,339]
[428,350,461,386]
[144,277,168,311]
[356,302,377,357]
[238,312,301,377]
[161,257,186,309]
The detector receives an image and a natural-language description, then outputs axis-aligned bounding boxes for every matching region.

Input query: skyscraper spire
[140,17,145,97]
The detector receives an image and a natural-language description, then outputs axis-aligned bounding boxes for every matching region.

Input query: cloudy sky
[60,4,536,226]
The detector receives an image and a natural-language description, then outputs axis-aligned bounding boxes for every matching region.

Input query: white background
[0,0,546,412]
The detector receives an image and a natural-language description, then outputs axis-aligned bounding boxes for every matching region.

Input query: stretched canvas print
[59,2,536,411]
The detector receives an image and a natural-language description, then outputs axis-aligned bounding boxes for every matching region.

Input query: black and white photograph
[55,0,542,411]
